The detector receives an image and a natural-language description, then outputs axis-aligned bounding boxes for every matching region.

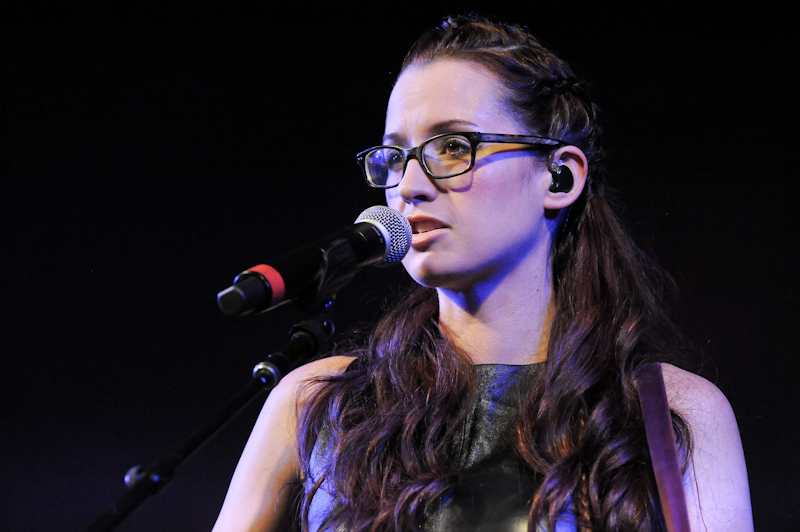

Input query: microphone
[217,206,411,317]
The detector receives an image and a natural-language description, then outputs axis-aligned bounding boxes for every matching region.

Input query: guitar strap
[636,362,691,532]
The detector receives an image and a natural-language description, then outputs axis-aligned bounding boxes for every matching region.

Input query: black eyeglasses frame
[356,131,566,189]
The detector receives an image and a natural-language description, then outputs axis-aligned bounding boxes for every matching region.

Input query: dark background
[2,3,797,531]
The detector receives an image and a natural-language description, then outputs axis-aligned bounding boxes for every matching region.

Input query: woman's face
[384,60,555,292]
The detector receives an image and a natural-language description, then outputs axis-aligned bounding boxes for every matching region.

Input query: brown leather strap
[637,362,691,532]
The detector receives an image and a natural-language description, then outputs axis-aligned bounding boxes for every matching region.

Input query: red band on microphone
[247,264,286,306]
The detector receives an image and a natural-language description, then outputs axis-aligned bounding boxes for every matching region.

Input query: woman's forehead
[384,60,516,142]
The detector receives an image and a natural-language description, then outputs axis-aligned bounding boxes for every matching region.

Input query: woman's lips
[412,219,446,234]
[408,217,447,247]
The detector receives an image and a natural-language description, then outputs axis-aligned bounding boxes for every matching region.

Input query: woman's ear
[543,145,588,210]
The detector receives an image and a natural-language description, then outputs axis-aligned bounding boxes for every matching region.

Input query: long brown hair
[298,15,691,532]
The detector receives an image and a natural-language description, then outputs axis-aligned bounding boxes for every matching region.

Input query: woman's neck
[436,267,553,365]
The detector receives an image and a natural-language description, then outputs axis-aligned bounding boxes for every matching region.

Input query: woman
[212,15,753,532]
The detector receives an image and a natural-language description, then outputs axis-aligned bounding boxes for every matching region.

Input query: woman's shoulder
[659,363,742,471]
[660,363,734,426]
[260,355,357,416]
[659,363,754,531]
[281,355,357,396]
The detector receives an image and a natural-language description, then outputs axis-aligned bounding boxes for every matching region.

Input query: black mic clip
[304,237,359,310]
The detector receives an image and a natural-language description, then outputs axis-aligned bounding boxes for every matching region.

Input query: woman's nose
[396,158,438,204]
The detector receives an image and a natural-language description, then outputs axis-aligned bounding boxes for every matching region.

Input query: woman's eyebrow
[382,119,480,145]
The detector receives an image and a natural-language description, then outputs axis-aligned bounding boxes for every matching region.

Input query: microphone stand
[85,310,335,532]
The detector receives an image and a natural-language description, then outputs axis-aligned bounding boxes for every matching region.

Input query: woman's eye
[440,137,471,158]
[387,150,405,171]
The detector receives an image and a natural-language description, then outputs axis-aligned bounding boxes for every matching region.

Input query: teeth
[414,220,443,234]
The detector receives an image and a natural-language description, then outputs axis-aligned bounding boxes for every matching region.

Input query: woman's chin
[403,261,453,289]
[403,261,478,292]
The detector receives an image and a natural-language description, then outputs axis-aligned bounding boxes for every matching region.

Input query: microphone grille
[355,206,412,264]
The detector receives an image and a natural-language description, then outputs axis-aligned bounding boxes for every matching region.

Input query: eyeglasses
[356,131,565,189]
